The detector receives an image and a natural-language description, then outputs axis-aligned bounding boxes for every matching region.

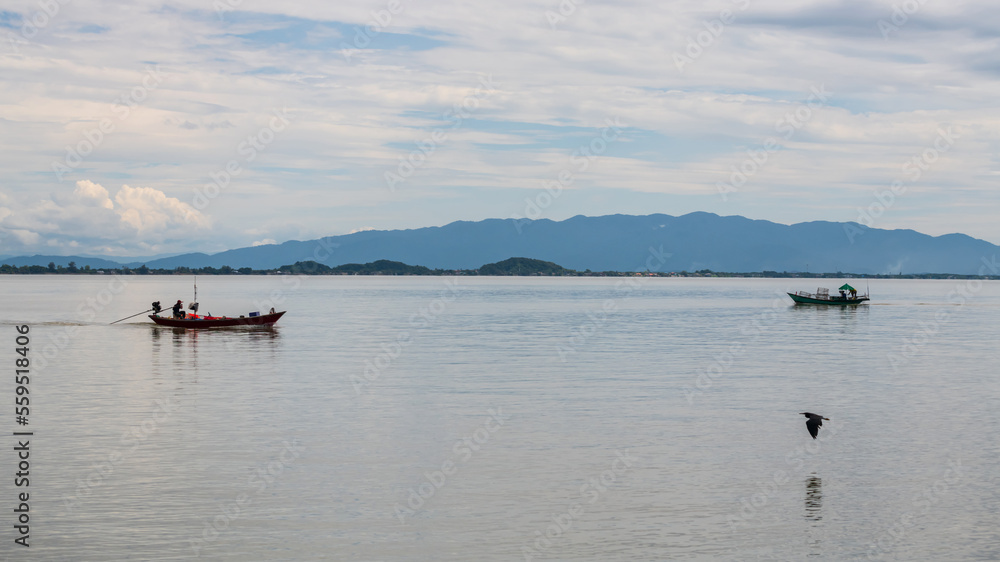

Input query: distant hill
[278,260,435,275]
[4,213,999,274]
[0,253,186,269]
[478,257,573,276]
[0,254,125,269]
[275,258,573,276]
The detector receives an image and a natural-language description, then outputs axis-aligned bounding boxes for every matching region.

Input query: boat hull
[787,293,869,305]
[149,311,285,328]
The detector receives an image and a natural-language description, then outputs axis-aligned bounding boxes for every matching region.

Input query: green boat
[787,284,869,305]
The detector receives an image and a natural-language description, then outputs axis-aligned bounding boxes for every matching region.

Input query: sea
[1,275,998,561]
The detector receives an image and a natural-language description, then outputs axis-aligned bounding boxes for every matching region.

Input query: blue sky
[1,0,999,257]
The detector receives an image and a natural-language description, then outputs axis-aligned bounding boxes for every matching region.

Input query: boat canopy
[839,283,856,291]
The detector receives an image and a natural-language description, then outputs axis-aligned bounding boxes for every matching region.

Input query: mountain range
[3,213,999,275]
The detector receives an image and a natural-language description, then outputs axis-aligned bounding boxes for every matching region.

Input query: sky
[1,0,999,258]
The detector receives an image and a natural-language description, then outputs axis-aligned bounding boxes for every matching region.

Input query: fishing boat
[787,284,869,305]
[109,277,288,328]
[148,276,284,327]
[149,309,285,328]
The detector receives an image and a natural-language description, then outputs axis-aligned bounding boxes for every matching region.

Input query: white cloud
[1,0,1000,253]
[252,239,277,246]
[114,184,208,233]
[0,181,208,256]
[73,180,115,209]
[6,229,41,247]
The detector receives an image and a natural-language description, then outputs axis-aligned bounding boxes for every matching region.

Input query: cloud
[115,183,207,231]
[252,238,277,246]
[73,179,114,209]
[1,0,1000,254]
[0,181,208,256]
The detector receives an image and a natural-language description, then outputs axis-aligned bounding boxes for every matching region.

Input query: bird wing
[806,417,820,439]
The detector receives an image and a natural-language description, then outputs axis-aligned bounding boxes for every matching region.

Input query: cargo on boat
[149,310,286,328]
[787,284,869,305]
[145,277,286,327]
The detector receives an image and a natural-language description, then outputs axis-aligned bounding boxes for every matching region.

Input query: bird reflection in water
[804,474,823,556]
[805,475,822,522]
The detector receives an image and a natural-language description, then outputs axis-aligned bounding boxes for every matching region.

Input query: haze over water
[2,276,999,561]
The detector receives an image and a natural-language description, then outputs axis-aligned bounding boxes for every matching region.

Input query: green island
[1,257,997,279]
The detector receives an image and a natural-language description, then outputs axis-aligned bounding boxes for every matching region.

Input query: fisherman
[850,288,857,299]
[172,299,186,319]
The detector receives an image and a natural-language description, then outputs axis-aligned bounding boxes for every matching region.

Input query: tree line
[1,259,997,279]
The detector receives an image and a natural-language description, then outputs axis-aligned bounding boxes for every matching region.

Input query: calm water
[1,276,999,561]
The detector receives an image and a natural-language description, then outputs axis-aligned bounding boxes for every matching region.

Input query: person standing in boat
[172,299,186,319]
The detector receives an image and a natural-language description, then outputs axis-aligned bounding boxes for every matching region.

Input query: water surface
[2,276,998,561]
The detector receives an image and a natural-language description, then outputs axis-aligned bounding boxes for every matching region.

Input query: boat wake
[2,320,93,327]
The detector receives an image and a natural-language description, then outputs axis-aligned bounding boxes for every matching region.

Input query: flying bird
[800,412,829,439]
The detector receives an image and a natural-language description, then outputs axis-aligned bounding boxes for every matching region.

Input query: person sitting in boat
[172,299,186,319]
[839,290,847,299]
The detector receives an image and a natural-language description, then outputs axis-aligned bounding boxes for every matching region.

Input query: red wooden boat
[144,277,285,328]
[149,310,285,328]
